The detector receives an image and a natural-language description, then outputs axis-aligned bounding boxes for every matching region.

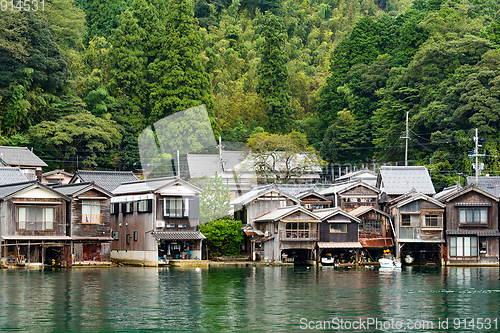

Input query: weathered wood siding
[70,189,111,238]
[446,191,498,231]
[246,197,296,226]
[319,215,359,243]
[358,210,390,238]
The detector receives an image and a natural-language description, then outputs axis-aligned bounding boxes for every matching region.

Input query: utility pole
[401,112,410,166]
[468,128,484,185]
[219,136,223,172]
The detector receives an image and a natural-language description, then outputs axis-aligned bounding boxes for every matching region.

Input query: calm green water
[0,266,499,332]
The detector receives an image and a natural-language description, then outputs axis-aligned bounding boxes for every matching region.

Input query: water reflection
[0,266,499,332]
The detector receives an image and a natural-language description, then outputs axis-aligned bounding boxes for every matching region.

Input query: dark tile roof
[0,181,35,199]
[0,146,47,167]
[447,230,500,237]
[466,176,500,197]
[151,231,206,240]
[71,170,138,192]
[0,167,28,185]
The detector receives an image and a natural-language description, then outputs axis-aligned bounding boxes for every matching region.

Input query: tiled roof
[435,185,462,201]
[447,230,500,237]
[151,231,206,240]
[312,207,361,222]
[254,205,319,222]
[51,182,112,197]
[42,169,73,177]
[0,181,34,199]
[466,176,500,197]
[335,169,377,182]
[186,154,222,178]
[349,205,390,218]
[71,170,138,192]
[0,146,47,167]
[0,167,28,185]
[377,166,435,195]
[230,184,300,207]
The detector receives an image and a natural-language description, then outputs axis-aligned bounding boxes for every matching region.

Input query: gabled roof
[0,167,28,185]
[51,182,113,198]
[70,170,138,192]
[434,185,462,202]
[112,177,201,196]
[335,169,377,182]
[296,190,331,202]
[390,191,445,209]
[0,181,70,201]
[444,185,499,203]
[377,166,435,195]
[186,154,223,178]
[312,207,361,223]
[0,146,47,167]
[42,169,73,177]
[254,205,320,222]
[349,205,390,219]
[320,179,379,196]
[230,184,300,207]
[466,176,500,197]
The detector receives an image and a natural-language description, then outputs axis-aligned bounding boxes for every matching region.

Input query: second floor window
[17,207,54,231]
[459,208,487,224]
[164,197,188,218]
[423,214,441,227]
[82,200,101,224]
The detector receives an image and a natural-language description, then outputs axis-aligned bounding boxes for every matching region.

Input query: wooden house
[296,190,332,210]
[51,182,113,265]
[377,166,436,205]
[42,169,73,184]
[253,205,320,263]
[350,206,394,262]
[0,181,71,267]
[313,207,362,264]
[70,170,139,192]
[110,177,204,266]
[389,191,445,264]
[0,146,47,181]
[231,185,300,259]
[321,180,380,212]
[441,185,500,266]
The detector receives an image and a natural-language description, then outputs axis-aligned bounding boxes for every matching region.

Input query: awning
[359,238,394,248]
[151,231,206,241]
[397,239,444,243]
[455,202,492,207]
[327,219,351,223]
[243,229,264,237]
[1,236,72,241]
[317,242,362,249]
[447,230,500,237]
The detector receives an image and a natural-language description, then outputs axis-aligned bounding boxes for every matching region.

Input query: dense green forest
[2,0,500,190]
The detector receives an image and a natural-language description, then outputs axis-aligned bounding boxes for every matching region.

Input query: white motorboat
[321,254,335,266]
[379,258,402,269]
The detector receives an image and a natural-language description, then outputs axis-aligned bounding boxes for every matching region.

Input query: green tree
[199,218,243,257]
[258,14,291,133]
[198,173,231,224]
[148,0,213,123]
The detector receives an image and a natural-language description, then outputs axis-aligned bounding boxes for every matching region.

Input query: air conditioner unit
[156,220,165,228]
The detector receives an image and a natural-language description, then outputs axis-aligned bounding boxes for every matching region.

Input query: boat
[404,255,414,264]
[321,254,335,266]
[379,258,402,269]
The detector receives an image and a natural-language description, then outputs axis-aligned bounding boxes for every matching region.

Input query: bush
[199,218,243,258]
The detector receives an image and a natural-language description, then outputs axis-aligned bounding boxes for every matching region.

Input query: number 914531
[1,0,44,11]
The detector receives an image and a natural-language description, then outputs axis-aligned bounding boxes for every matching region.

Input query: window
[111,203,119,215]
[450,236,478,257]
[133,231,138,241]
[480,242,487,254]
[359,220,382,233]
[123,202,134,214]
[330,224,347,233]
[163,197,188,218]
[82,200,101,224]
[423,214,441,227]
[285,222,310,238]
[17,207,54,231]
[126,234,130,244]
[112,231,119,240]
[401,214,419,227]
[178,224,187,229]
[165,224,176,228]
[459,208,487,224]
[138,199,153,213]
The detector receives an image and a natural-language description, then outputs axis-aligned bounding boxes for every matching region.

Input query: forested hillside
[1,0,500,190]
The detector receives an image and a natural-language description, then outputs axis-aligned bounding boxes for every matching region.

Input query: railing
[82,214,102,224]
[280,230,318,240]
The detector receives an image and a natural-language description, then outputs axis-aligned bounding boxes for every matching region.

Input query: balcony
[280,230,318,241]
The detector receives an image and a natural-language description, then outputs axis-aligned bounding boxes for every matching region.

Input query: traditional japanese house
[313,207,362,264]
[389,191,445,264]
[231,185,300,259]
[349,206,394,262]
[42,169,73,184]
[333,169,377,185]
[0,181,71,267]
[296,190,332,210]
[253,205,320,264]
[441,185,500,266]
[110,177,204,266]
[0,146,48,181]
[377,166,436,207]
[466,176,500,197]
[51,182,113,265]
[0,167,28,185]
[321,180,380,212]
